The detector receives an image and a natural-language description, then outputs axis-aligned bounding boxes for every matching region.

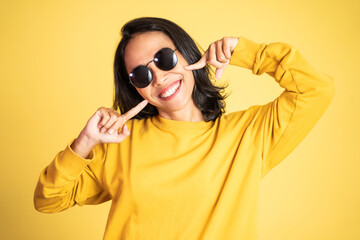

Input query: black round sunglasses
[129,47,178,88]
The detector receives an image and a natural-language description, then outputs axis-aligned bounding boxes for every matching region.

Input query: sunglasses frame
[128,47,178,88]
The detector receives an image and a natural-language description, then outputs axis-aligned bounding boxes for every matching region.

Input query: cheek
[185,71,195,88]
[136,88,158,104]
[135,88,149,99]
[177,56,195,86]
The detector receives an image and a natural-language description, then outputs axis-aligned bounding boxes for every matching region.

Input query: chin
[159,96,193,112]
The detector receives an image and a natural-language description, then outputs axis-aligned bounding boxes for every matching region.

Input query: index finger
[184,51,208,71]
[122,100,148,121]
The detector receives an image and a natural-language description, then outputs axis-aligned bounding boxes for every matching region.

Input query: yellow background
[0,0,359,239]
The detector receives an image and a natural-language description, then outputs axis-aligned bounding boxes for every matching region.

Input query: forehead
[124,31,176,73]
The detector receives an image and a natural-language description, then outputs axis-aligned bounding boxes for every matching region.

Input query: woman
[34,17,335,239]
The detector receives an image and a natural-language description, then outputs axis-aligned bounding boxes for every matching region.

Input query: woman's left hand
[184,37,239,80]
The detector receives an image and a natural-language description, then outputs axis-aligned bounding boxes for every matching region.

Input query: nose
[148,63,168,87]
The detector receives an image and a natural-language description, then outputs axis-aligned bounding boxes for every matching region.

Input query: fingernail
[101,128,106,133]
[108,129,114,134]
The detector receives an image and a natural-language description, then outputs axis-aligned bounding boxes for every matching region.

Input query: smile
[158,80,181,100]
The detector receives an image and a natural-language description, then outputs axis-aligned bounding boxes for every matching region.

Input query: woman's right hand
[71,100,148,158]
[84,100,148,144]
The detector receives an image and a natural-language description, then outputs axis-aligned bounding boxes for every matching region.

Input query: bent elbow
[33,191,65,214]
[33,194,52,213]
[34,197,47,213]
[33,198,65,213]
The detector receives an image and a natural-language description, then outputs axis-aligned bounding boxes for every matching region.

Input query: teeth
[159,81,180,98]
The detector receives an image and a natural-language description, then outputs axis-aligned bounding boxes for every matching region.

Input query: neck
[157,106,204,122]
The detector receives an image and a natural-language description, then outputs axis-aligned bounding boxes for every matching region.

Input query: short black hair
[112,17,227,121]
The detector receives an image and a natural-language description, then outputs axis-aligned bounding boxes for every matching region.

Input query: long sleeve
[229,36,335,178]
[34,138,112,213]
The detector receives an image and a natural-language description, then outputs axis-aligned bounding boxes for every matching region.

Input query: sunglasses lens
[129,48,177,88]
[129,65,152,88]
[154,48,177,70]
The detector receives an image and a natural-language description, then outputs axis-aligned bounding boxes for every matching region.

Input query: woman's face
[124,31,198,119]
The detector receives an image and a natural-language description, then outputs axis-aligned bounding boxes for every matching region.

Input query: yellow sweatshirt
[34,36,335,240]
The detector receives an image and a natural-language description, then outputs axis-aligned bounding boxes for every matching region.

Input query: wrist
[79,129,98,146]
[71,132,97,159]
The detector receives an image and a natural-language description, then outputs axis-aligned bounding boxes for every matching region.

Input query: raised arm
[230,36,335,178]
[186,36,335,178]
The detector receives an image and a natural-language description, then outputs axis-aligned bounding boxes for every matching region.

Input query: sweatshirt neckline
[151,115,215,133]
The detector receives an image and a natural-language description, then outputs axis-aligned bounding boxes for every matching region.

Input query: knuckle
[209,59,219,66]
[111,109,120,115]
[218,55,226,61]
[101,116,109,123]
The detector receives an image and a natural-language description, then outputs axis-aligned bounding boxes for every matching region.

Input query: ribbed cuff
[229,36,263,70]
[55,138,96,178]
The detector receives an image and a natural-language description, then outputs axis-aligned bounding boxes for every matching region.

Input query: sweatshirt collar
[151,114,215,134]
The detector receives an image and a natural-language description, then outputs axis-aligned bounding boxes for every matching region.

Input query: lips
[158,80,181,99]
